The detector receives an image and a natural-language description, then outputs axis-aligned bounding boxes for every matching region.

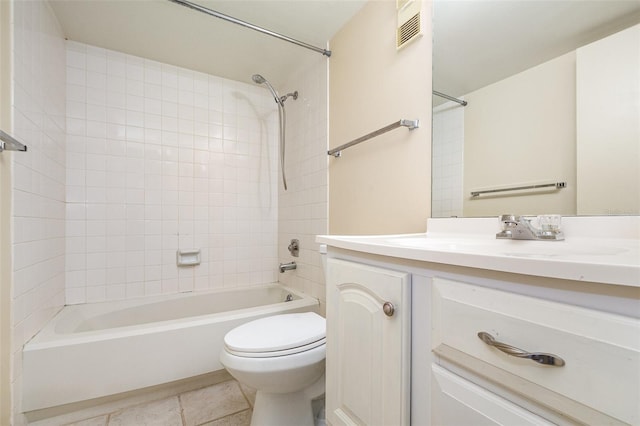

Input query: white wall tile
[64,42,279,302]
[276,55,329,309]
[11,0,67,420]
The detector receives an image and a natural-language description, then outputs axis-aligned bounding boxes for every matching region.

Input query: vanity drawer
[432,278,640,425]
[431,364,554,426]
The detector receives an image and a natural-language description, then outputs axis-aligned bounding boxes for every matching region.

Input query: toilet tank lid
[224,312,326,353]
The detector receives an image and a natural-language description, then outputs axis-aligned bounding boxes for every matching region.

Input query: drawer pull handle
[477,332,565,367]
[383,302,395,317]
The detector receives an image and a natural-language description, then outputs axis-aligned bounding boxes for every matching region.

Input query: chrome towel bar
[328,119,419,158]
[471,181,566,198]
[0,129,28,152]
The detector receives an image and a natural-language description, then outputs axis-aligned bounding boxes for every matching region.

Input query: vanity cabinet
[325,258,411,426]
[319,217,640,424]
[322,248,640,426]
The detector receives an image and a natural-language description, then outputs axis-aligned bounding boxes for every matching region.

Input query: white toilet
[220,312,326,426]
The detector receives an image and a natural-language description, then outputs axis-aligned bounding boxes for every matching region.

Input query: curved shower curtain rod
[167,0,332,57]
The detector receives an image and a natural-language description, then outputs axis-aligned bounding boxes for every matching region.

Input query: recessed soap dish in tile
[177,249,201,266]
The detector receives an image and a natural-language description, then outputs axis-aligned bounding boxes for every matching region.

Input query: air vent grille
[397,12,421,49]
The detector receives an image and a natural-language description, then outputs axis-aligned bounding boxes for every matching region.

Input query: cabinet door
[431,365,554,426]
[326,258,411,426]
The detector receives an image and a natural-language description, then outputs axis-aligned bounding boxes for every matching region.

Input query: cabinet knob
[383,302,395,317]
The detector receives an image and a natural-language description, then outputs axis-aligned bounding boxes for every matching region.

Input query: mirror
[431,1,640,218]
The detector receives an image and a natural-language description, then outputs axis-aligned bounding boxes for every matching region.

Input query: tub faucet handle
[288,239,299,257]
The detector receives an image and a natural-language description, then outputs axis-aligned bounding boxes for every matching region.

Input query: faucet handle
[499,215,520,232]
[288,239,299,257]
[537,215,564,240]
[538,214,562,232]
[497,214,516,239]
[499,214,519,224]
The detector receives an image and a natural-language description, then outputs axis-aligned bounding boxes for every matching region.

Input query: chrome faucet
[496,214,564,241]
[279,261,297,273]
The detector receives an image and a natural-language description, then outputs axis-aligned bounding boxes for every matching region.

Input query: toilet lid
[224,312,326,354]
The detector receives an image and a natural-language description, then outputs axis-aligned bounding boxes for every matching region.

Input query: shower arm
[280,92,298,104]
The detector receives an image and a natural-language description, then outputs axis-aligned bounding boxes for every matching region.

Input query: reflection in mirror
[431,1,640,218]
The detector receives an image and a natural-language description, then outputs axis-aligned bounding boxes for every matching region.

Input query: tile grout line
[194,408,251,426]
[177,392,187,426]
[236,383,254,409]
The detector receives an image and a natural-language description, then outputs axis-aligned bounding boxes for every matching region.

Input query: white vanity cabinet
[319,216,640,425]
[322,249,640,426]
[325,258,411,426]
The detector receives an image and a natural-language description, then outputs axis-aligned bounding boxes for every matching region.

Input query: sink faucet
[497,214,564,241]
[279,261,297,273]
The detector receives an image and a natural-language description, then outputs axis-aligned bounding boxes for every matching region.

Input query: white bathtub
[22,284,319,411]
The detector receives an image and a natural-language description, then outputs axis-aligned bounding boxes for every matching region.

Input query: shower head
[252,74,266,84]
[251,73,299,106]
[251,73,282,106]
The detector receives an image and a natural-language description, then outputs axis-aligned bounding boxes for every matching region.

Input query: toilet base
[250,374,325,426]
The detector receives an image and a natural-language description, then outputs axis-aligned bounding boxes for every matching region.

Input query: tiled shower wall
[277,55,328,309]
[10,0,66,420]
[431,101,464,218]
[64,41,280,304]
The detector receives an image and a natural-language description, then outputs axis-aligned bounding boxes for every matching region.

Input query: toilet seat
[223,312,326,358]
[225,337,326,358]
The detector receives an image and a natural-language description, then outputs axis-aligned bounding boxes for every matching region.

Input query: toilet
[220,312,326,426]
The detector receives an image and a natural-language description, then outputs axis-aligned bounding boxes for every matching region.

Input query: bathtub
[22,284,319,411]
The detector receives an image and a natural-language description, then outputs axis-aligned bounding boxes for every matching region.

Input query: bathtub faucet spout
[279,261,297,273]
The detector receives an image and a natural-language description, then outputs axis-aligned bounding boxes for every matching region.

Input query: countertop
[317,216,640,287]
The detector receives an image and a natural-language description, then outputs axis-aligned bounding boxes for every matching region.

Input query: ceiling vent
[396,0,423,50]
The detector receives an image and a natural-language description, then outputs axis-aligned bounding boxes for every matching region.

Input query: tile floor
[60,379,255,426]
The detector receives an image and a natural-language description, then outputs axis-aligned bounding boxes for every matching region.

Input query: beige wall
[1,0,12,423]
[328,0,432,235]
[463,52,577,217]
[576,24,639,215]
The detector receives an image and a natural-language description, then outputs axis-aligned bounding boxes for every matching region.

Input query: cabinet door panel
[336,286,383,424]
[326,259,411,426]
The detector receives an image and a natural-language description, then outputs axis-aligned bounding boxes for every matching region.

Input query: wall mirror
[431,0,640,218]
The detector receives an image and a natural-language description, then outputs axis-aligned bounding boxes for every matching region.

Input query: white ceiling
[49,0,640,100]
[49,0,367,88]
[433,0,640,103]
